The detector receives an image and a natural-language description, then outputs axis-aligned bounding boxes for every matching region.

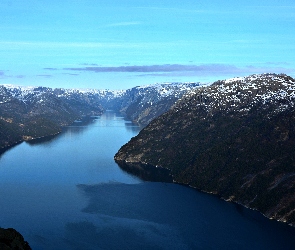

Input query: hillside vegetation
[0,86,103,148]
[115,73,295,226]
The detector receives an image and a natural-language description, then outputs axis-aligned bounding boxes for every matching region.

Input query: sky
[0,0,294,90]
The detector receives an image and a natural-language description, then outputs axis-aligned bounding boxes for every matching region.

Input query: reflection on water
[0,143,20,159]
[26,133,62,146]
[116,161,173,182]
[74,182,295,250]
[64,217,185,250]
[124,122,142,133]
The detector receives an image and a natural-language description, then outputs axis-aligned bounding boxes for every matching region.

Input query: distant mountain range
[0,82,200,149]
[115,73,295,226]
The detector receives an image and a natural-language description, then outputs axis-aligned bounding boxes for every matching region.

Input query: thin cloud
[62,73,79,76]
[63,63,295,78]
[37,74,52,78]
[0,40,198,51]
[105,22,142,27]
[133,6,206,14]
[44,67,58,70]
[63,64,241,73]
[0,41,130,49]
[264,62,291,66]
[79,63,98,66]
[0,70,10,78]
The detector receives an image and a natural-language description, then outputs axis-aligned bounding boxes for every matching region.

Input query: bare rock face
[115,73,295,226]
[0,228,31,250]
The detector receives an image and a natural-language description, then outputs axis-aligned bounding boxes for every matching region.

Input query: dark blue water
[0,111,295,249]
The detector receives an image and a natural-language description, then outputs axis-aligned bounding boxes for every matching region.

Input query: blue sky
[0,0,294,89]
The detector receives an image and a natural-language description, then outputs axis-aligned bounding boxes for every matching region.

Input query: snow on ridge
[224,73,292,84]
[224,76,245,84]
[137,81,199,89]
[1,81,202,99]
[1,84,125,97]
[2,84,37,92]
[177,73,295,116]
[61,87,126,98]
[3,74,294,110]
[0,84,47,103]
[134,82,201,99]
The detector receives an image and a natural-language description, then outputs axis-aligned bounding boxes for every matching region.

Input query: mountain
[0,85,104,148]
[115,73,295,226]
[0,82,200,149]
[108,82,201,126]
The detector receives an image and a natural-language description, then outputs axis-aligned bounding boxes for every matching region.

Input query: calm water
[0,111,295,250]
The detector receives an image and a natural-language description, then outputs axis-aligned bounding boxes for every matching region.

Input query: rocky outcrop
[0,228,31,250]
[115,73,295,226]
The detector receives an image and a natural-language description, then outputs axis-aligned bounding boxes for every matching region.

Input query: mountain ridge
[0,85,104,148]
[115,73,295,226]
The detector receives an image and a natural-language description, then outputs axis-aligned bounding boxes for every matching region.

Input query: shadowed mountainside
[0,86,103,148]
[115,73,295,226]
[0,228,31,250]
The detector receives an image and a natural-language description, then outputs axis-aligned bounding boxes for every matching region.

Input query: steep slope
[126,82,201,126]
[115,73,295,226]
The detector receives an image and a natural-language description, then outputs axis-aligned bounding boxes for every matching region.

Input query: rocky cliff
[0,228,31,250]
[115,73,295,226]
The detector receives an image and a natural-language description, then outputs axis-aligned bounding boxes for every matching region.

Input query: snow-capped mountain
[0,85,104,148]
[115,73,295,227]
[186,73,295,113]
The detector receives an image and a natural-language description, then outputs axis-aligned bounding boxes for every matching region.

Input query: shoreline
[115,159,295,228]
[0,114,104,154]
[0,130,63,155]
